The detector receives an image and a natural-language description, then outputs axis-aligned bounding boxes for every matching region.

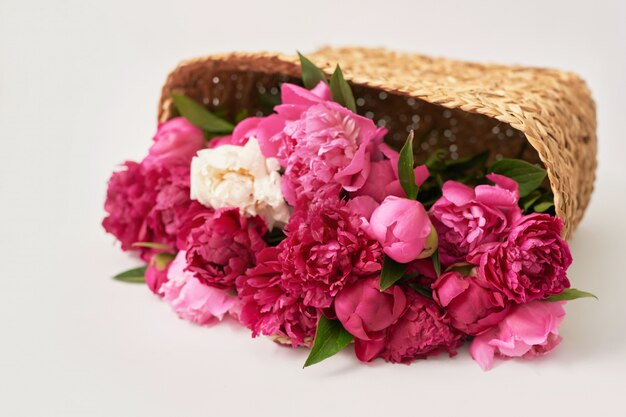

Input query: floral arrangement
[103,54,595,370]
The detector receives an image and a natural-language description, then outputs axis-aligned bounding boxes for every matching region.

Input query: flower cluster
[104,56,591,370]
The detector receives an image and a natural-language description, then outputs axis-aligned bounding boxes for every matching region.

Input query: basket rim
[158,48,597,239]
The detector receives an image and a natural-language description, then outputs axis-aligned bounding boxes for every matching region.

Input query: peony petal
[470,332,497,371]
[440,181,475,206]
[310,81,332,100]
[355,337,387,362]
[281,82,327,106]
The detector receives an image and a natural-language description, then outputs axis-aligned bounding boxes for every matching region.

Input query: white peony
[190,137,290,228]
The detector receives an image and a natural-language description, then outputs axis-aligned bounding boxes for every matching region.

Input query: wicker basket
[158,47,597,239]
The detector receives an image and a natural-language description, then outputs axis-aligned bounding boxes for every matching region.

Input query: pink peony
[103,163,195,261]
[256,82,387,205]
[184,208,268,290]
[368,196,436,264]
[352,144,429,203]
[160,251,239,325]
[256,82,332,160]
[236,247,319,347]
[470,213,572,303]
[279,196,383,308]
[207,116,263,148]
[143,117,205,169]
[335,276,407,341]
[470,300,566,371]
[432,269,510,335]
[355,290,462,363]
[430,173,522,266]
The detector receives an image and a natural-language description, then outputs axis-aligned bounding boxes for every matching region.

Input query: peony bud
[368,196,435,263]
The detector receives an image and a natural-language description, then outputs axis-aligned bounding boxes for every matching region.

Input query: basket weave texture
[158,47,597,239]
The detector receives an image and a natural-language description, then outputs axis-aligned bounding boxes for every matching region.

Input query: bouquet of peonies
[103,53,595,370]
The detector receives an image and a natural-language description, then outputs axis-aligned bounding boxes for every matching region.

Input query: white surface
[1,0,625,416]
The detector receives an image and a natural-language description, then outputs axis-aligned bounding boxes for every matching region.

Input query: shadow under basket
[157,47,597,239]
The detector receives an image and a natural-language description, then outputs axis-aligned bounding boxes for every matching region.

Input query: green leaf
[432,250,441,277]
[398,131,418,200]
[303,316,353,367]
[113,266,146,283]
[380,256,407,291]
[298,52,328,90]
[132,242,173,251]
[534,201,554,212]
[547,288,598,302]
[488,158,547,197]
[520,190,542,211]
[329,65,357,112]
[171,93,234,133]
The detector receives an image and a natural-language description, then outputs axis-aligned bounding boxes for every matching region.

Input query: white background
[1,1,625,416]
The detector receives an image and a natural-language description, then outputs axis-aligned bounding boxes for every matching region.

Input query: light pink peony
[143,117,205,169]
[430,173,522,266]
[470,213,571,303]
[236,247,319,347]
[256,82,386,206]
[368,196,436,264]
[355,290,462,363]
[470,300,566,371]
[335,276,406,341]
[160,251,239,325]
[279,196,383,309]
[103,163,195,261]
[432,269,509,335]
[184,208,268,290]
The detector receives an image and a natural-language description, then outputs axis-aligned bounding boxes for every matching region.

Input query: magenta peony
[256,82,387,206]
[432,269,510,335]
[355,290,462,363]
[160,251,239,325]
[368,196,436,263]
[184,208,268,290]
[335,276,406,341]
[430,173,522,266]
[143,117,205,169]
[103,162,195,261]
[382,291,462,363]
[470,300,566,371]
[470,213,572,303]
[279,196,383,309]
[103,161,153,252]
[236,247,319,347]
[145,167,196,251]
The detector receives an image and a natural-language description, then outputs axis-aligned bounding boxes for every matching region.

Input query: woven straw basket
[158,47,597,239]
